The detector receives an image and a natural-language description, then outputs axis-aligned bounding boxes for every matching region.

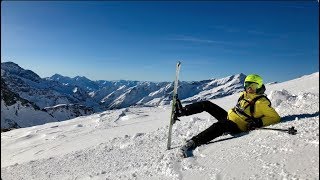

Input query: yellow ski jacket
[227,91,281,131]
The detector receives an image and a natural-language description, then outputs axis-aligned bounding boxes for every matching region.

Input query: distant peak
[224,73,246,80]
[2,61,20,66]
[1,61,23,70]
[1,61,24,74]
[49,74,71,80]
[235,73,247,79]
[1,61,42,82]
[74,76,90,81]
[232,73,246,77]
[51,74,65,78]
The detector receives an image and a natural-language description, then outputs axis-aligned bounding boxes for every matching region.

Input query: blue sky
[1,1,319,83]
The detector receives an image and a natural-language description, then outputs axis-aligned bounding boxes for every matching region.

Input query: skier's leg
[191,120,241,147]
[183,101,228,122]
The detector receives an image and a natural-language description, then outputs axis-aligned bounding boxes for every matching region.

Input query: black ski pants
[183,101,241,146]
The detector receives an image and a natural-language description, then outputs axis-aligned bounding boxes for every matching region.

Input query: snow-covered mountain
[1,62,100,129]
[1,62,246,129]
[1,62,90,109]
[47,74,100,91]
[1,78,57,129]
[1,72,318,180]
[49,73,246,109]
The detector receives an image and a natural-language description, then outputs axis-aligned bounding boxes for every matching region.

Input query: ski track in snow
[1,73,319,180]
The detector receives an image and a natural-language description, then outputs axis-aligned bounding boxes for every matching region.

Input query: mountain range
[1,61,246,129]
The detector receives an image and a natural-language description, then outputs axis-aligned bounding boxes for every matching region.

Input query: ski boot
[173,95,186,123]
[180,140,196,158]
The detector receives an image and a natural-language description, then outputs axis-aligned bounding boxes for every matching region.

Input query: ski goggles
[244,81,259,90]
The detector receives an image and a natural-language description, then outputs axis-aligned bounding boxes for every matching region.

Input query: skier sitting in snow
[175,74,281,155]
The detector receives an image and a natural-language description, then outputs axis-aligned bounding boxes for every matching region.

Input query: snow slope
[1,72,319,180]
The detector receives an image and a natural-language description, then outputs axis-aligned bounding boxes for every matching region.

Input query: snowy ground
[1,72,319,180]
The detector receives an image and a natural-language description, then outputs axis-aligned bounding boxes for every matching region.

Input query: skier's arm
[256,100,281,126]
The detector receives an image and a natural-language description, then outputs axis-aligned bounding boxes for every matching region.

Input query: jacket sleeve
[256,99,281,126]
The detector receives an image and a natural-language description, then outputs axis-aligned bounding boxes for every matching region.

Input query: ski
[167,61,181,150]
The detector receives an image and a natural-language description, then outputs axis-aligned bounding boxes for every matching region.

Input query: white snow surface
[1,72,319,180]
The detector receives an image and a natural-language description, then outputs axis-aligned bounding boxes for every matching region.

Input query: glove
[246,118,263,130]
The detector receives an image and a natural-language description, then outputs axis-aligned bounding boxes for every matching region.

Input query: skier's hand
[247,118,263,130]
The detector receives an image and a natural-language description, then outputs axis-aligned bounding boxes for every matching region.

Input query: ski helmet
[244,74,263,88]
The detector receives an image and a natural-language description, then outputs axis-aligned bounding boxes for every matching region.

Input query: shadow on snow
[280,111,319,123]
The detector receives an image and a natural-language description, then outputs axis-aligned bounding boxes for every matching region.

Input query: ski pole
[258,126,297,135]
